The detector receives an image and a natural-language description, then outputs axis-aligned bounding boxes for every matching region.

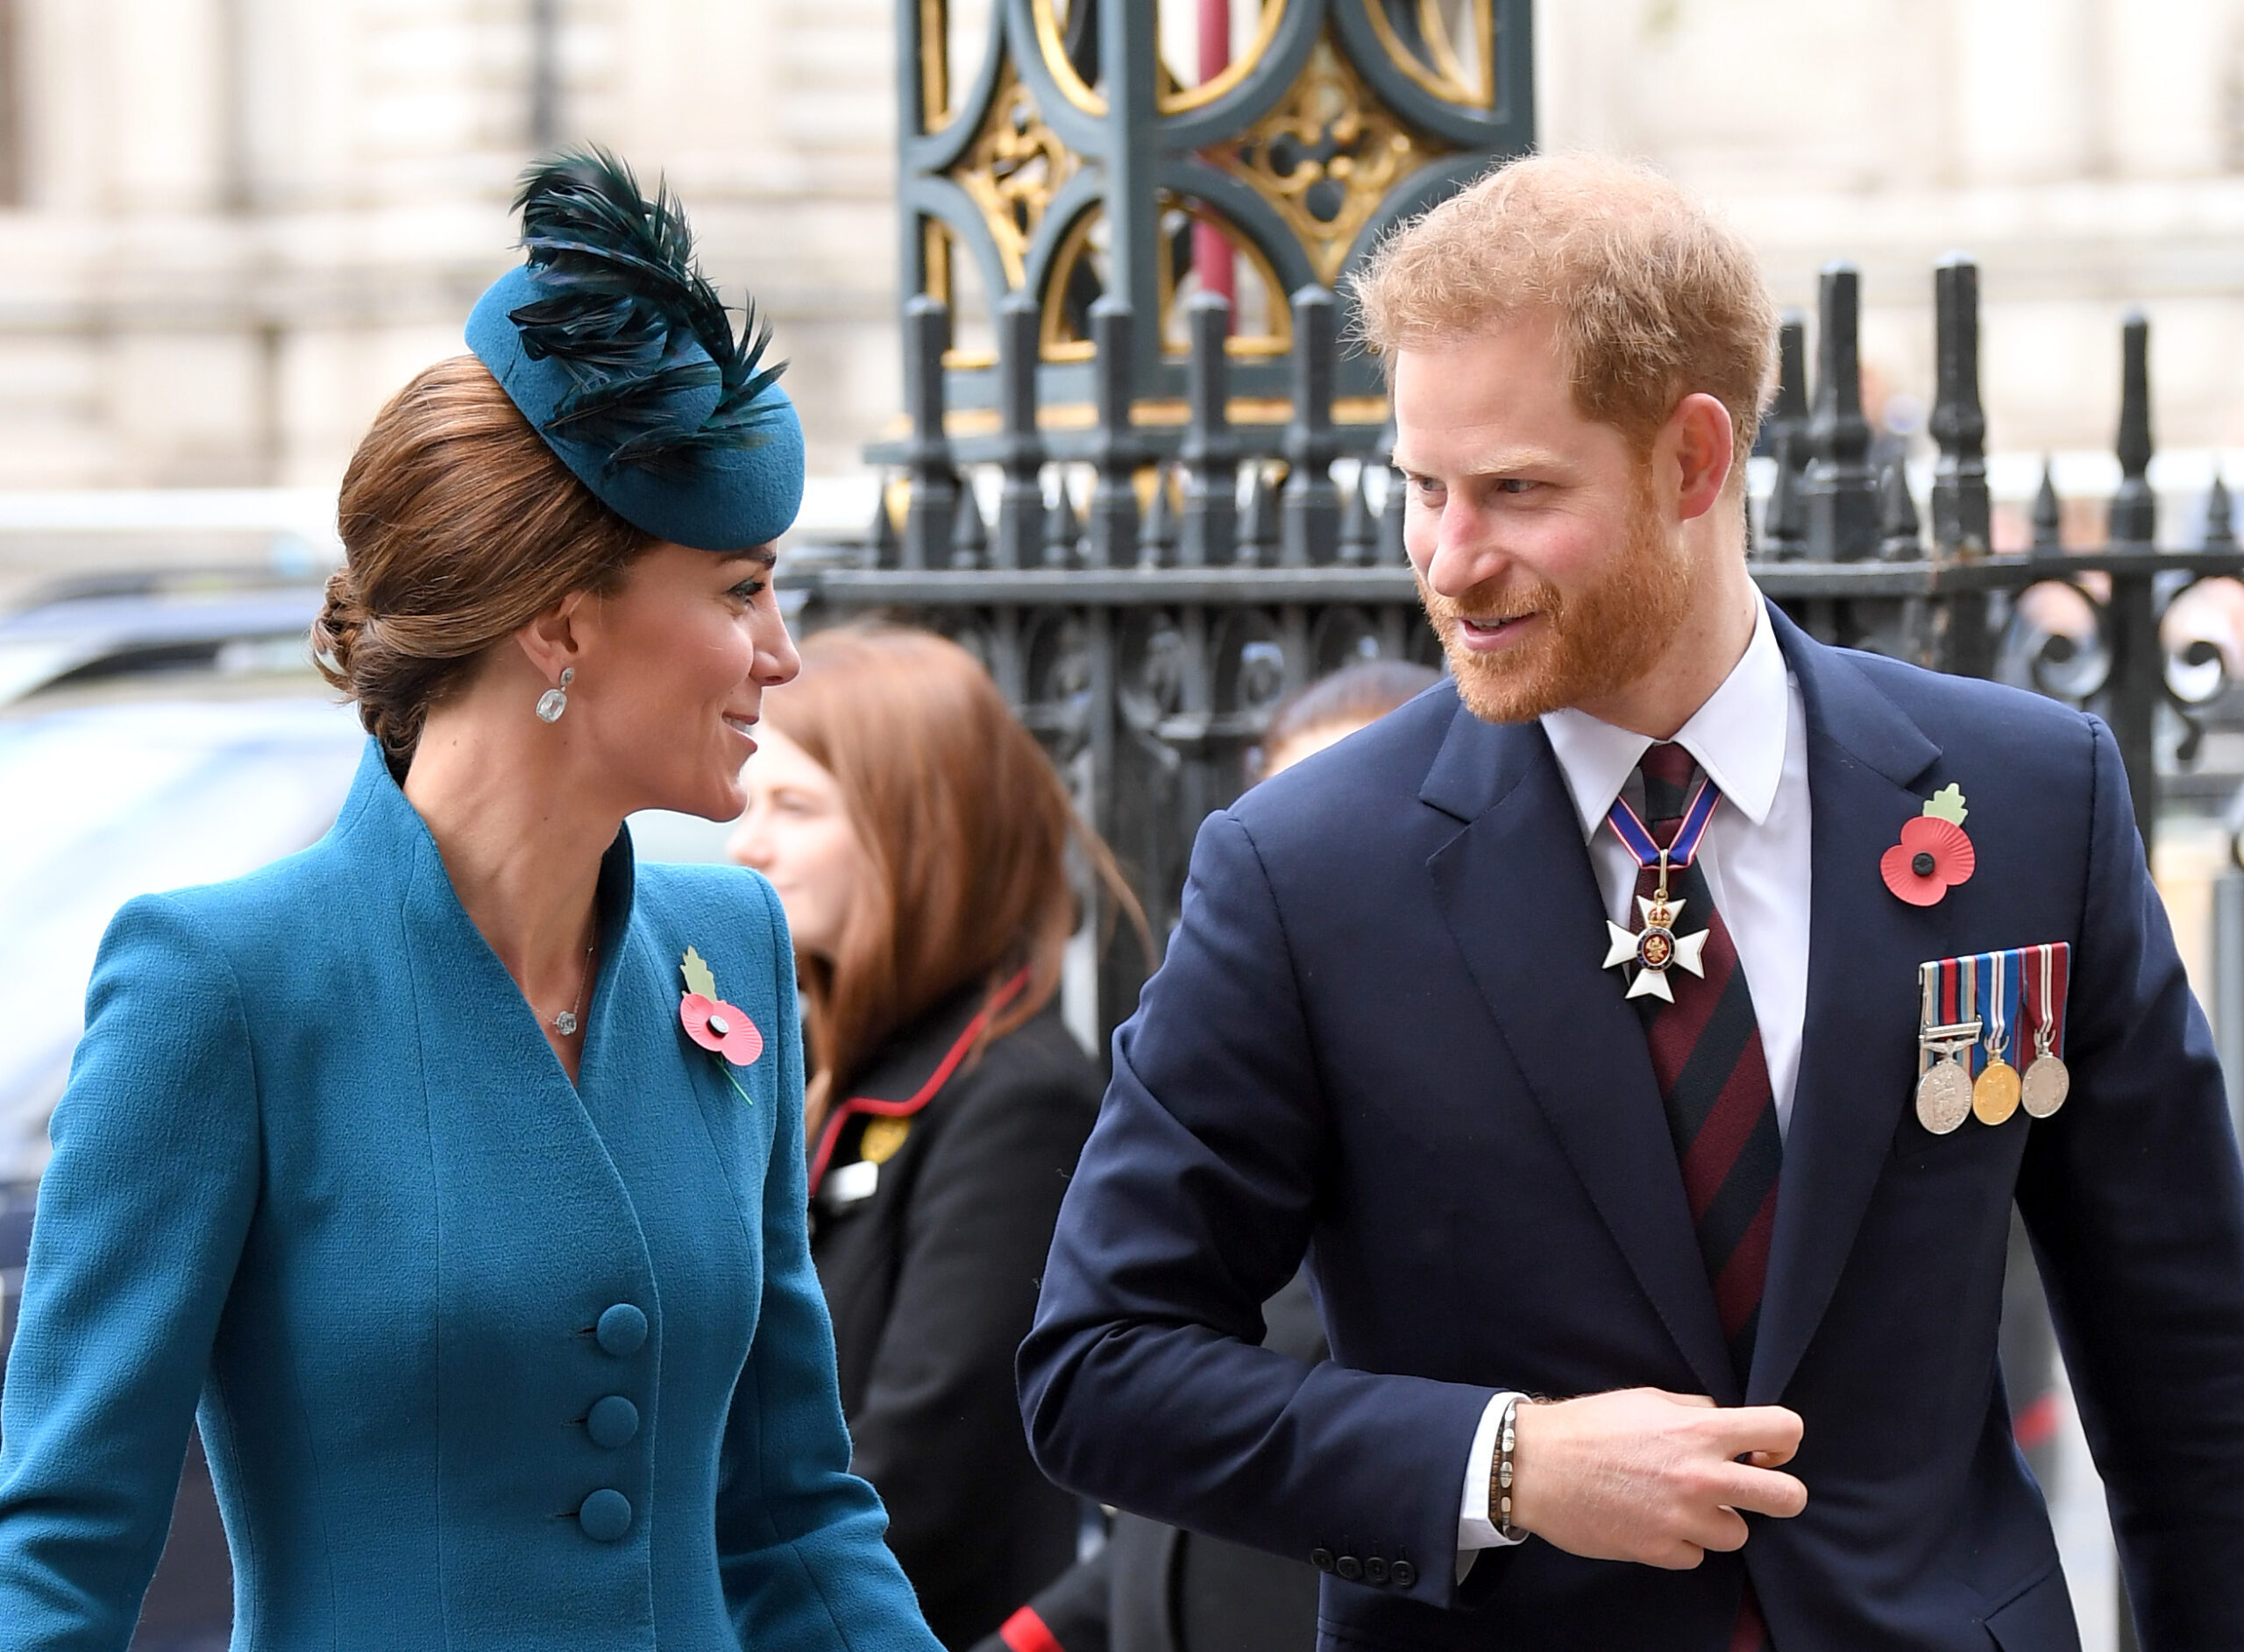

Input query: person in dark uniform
[729,624,1146,1652]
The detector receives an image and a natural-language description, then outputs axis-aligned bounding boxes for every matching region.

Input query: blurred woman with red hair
[729,625,1143,1652]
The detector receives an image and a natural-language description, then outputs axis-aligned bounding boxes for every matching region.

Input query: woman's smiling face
[563,540,801,822]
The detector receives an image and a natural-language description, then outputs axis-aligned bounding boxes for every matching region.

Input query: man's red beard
[1419,482,1694,725]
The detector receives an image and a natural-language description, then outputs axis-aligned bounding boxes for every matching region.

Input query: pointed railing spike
[950,474,988,570]
[902,294,958,571]
[994,292,1045,571]
[1139,463,1177,569]
[2032,460,2063,550]
[1237,464,1278,568]
[1878,460,1923,561]
[1763,442,1807,562]
[869,480,901,569]
[1087,297,1140,569]
[1376,425,1409,567]
[1281,285,1339,567]
[1930,255,1991,558]
[1770,309,1810,433]
[2111,310,2155,547]
[1759,311,1810,561]
[1338,464,1375,565]
[1179,291,1238,569]
[1043,473,1082,570]
[2205,474,2236,549]
[1804,264,1879,561]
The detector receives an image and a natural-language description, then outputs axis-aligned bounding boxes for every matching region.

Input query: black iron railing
[797,252,2244,1034]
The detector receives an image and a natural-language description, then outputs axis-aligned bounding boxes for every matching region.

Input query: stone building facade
[0,0,898,488]
[0,0,2233,494]
[1546,0,2244,468]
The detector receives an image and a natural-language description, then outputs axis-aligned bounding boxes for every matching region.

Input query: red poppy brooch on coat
[679,946,762,1103]
[1881,784,1976,908]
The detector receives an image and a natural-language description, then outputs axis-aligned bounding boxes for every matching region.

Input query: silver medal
[1916,1053,1974,1135]
[2021,1053,2070,1117]
[2020,945,2070,1118]
[1915,961,1978,1135]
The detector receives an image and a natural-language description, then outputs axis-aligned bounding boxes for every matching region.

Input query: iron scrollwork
[869,4,2242,1047]
[891,0,1536,437]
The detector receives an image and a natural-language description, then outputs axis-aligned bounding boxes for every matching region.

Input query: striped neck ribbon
[1606,775,1721,876]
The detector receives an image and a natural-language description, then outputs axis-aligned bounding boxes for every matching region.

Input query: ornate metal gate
[801,0,2244,1046]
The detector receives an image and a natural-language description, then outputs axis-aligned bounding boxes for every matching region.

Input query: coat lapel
[1423,706,1737,1400]
[1749,606,1946,1403]
[339,745,660,1290]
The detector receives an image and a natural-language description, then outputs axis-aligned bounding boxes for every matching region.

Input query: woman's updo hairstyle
[314,355,654,772]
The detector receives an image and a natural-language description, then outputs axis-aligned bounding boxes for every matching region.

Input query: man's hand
[1507,1387,1807,1569]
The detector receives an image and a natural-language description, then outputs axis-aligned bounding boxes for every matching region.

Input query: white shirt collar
[1538,597,1789,842]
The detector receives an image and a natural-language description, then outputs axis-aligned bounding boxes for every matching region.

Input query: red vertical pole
[1192,0,1235,317]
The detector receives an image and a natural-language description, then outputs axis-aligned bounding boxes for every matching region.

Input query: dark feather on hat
[507,146,786,470]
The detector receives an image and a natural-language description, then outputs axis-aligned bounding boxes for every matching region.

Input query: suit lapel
[1423,707,1737,1400]
[1749,606,1946,1403]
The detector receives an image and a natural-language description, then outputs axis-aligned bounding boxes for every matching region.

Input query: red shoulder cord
[806,968,1032,1198]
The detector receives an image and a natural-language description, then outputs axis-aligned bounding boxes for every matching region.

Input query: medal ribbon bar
[2020,941,2070,1060]
[1917,944,2072,1081]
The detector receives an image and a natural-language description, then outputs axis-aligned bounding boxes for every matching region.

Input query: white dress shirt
[1455,597,1814,1556]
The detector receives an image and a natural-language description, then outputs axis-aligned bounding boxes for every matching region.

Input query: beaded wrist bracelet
[1493,1393,1525,1540]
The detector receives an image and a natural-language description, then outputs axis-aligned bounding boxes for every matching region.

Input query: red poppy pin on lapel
[1882,784,1976,907]
[679,946,762,1103]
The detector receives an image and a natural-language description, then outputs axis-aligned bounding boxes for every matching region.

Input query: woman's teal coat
[0,743,941,1651]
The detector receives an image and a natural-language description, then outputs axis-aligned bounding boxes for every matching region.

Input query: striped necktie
[1633,740,1782,1378]
[1634,741,1779,1651]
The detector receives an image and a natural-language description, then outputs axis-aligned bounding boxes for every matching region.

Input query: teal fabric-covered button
[595,1304,646,1357]
[579,1488,632,1542]
[586,1395,640,1450]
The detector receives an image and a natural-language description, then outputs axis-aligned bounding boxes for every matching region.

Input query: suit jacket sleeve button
[1391,1559,1417,1589]
[1335,1555,1362,1581]
[1363,1556,1388,1585]
[1311,1548,1334,1572]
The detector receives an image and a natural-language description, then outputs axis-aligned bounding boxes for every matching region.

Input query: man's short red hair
[1352,152,1777,475]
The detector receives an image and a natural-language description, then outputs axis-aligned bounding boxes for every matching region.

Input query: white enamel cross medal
[1601,776,1721,1005]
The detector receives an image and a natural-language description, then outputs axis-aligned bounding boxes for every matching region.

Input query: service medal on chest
[2020,942,2071,1117]
[1915,1048,1975,1135]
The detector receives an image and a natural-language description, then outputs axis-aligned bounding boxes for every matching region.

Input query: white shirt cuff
[1458,1391,1528,1551]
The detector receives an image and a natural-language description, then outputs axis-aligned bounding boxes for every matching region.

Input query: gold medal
[1917,1052,1973,1134]
[1970,949,2020,1124]
[1973,1056,2021,1125]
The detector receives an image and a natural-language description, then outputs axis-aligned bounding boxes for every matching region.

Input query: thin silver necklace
[553,937,594,1038]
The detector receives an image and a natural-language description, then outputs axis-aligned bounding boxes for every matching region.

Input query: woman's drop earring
[536,667,574,724]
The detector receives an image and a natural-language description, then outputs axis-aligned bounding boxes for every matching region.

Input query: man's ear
[514,588,592,684]
[1666,393,1736,522]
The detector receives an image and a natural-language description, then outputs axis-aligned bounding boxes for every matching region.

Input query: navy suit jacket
[1020,606,2244,1651]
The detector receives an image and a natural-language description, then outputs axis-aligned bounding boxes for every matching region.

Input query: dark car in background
[0,567,352,1648]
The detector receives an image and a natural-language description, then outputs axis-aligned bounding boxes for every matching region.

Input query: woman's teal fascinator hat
[465,148,805,552]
